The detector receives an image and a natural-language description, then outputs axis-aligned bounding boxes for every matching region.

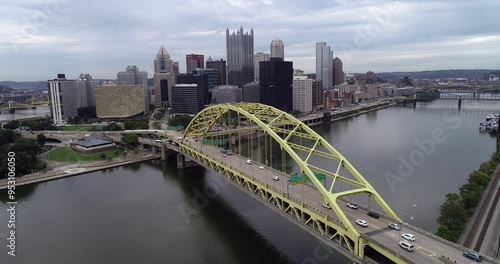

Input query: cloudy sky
[1,0,500,81]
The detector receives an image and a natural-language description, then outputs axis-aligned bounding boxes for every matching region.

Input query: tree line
[436,136,500,241]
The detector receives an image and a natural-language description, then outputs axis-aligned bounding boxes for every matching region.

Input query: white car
[272,175,279,181]
[177,136,182,140]
[401,233,415,242]
[398,241,414,252]
[258,165,264,170]
[356,219,368,227]
[347,203,358,209]
[322,203,332,209]
[246,160,252,164]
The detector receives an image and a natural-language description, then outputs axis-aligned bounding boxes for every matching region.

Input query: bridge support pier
[458,96,462,109]
[161,143,167,161]
[177,153,185,169]
[152,146,156,154]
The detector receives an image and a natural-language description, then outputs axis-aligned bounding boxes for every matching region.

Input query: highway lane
[180,136,492,264]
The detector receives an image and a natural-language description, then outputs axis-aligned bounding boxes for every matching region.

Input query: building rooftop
[75,134,113,148]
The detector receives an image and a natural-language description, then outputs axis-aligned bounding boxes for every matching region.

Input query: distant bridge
[0,96,49,112]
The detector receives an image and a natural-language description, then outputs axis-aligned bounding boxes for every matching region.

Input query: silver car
[388,223,401,230]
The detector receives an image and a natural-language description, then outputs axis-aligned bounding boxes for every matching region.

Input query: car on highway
[367,211,380,218]
[272,175,280,181]
[388,223,401,230]
[398,241,414,252]
[401,233,415,242]
[322,203,332,209]
[356,219,368,227]
[463,251,483,262]
[258,165,264,170]
[246,159,252,164]
[347,202,358,209]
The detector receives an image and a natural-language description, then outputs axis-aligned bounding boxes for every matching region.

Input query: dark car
[367,211,380,218]
[463,251,483,262]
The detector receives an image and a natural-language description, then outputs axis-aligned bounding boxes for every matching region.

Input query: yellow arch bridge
[0,97,49,111]
[162,103,487,264]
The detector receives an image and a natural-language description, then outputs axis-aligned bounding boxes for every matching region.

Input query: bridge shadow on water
[142,159,294,264]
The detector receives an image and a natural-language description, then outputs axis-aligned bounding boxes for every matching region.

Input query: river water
[0,106,50,122]
[1,100,499,263]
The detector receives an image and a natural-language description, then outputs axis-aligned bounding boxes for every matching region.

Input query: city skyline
[1,0,500,81]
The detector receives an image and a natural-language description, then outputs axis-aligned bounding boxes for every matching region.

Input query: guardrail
[363,236,415,264]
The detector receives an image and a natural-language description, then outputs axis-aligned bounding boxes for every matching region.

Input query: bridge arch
[182,103,400,240]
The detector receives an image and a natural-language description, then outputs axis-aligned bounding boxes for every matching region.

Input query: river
[0,106,50,122]
[1,99,499,263]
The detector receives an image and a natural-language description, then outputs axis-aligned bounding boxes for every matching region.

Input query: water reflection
[0,183,37,203]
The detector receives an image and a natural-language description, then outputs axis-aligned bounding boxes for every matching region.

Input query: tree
[103,123,123,131]
[100,153,106,159]
[37,133,46,146]
[122,134,139,149]
[435,225,452,241]
[124,119,149,130]
[3,120,20,130]
[68,117,74,124]
[437,193,469,241]
[168,115,193,128]
[153,122,161,130]
[73,116,81,124]
[153,112,163,120]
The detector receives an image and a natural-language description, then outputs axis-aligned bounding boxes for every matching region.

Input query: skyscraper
[176,73,208,105]
[206,56,227,85]
[173,61,180,77]
[48,74,91,125]
[171,84,204,115]
[226,26,254,88]
[253,52,270,83]
[292,76,313,113]
[259,58,293,112]
[78,73,98,107]
[316,42,333,89]
[186,54,204,73]
[270,39,284,59]
[153,46,175,108]
[117,65,149,113]
[333,57,344,85]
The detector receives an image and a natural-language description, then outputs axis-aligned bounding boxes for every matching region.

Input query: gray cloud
[0,0,499,81]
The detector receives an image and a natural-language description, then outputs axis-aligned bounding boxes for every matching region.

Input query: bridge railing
[363,236,415,264]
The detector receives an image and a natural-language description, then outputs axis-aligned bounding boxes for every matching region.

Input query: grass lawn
[47,147,124,162]
[62,125,95,131]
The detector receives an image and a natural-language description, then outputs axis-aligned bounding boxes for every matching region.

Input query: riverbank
[0,152,161,190]
[458,136,500,257]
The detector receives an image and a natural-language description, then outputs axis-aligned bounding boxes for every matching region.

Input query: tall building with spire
[226,26,254,88]
[153,46,175,108]
[316,42,333,89]
[270,39,284,59]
